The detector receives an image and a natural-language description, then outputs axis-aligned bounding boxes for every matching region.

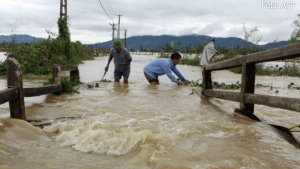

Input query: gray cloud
[200,22,225,35]
[0,0,299,44]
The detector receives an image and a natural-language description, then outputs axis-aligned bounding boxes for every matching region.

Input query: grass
[180,55,200,66]
[43,76,80,94]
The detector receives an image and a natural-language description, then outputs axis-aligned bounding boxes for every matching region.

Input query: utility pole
[116,14,122,40]
[60,0,67,19]
[109,22,116,42]
[124,29,127,48]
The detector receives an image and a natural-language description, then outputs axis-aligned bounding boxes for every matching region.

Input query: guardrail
[0,57,79,120]
[202,43,300,148]
[202,42,300,114]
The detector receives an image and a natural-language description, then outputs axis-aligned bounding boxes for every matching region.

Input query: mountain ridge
[0,34,288,50]
[0,34,45,43]
[91,35,287,50]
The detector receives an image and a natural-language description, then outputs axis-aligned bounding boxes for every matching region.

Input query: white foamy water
[46,113,153,156]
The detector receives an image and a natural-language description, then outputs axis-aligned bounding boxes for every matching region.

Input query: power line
[98,0,114,21]
[106,0,117,15]
[104,0,116,16]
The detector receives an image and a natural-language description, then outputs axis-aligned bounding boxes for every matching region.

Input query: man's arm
[172,67,189,85]
[172,67,186,82]
[120,58,132,72]
[161,60,182,85]
[105,55,113,72]
[120,50,132,72]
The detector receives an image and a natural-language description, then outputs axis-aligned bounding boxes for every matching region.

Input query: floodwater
[0,53,5,62]
[0,52,300,169]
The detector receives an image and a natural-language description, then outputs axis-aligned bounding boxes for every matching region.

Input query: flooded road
[0,52,300,169]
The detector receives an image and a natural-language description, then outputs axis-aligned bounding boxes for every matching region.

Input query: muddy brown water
[0,53,300,169]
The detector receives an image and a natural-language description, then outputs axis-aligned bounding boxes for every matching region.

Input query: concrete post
[52,64,62,95]
[7,57,25,120]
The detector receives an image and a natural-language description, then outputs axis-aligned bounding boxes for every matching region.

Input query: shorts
[114,66,130,79]
[144,72,159,83]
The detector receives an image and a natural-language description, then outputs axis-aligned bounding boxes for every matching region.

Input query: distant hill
[0,34,288,50]
[0,34,44,43]
[261,41,287,49]
[91,35,287,50]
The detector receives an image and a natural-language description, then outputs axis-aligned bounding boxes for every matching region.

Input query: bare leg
[124,78,128,84]
[150,81,159,85]
[115,76,120,83]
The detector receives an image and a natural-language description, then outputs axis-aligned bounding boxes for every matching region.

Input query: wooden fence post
[202,66,213,91]
[240,63,256,113]
[52,65,62,95]
[7,57,25,120]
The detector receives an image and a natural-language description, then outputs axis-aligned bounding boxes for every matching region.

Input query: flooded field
[0,52,300,169]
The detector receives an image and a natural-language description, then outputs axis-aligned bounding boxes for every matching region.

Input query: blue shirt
[143,58,186,83]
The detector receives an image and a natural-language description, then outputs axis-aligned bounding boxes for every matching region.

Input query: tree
[165,43,170,53]
[195,44,205,54]
[169,41,174,51]
[140,45,144,52]
[2,39,7,48]
[177,40,181,50]
[11,31,17,54]
[58,17,71,59]
[288,15,300,44]
[217,46,228,54]
[242,23,262,54]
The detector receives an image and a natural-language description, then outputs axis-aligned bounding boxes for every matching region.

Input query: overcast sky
[0,0,299,44]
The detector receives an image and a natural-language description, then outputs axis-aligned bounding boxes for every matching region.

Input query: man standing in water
[105,40,132,84]
[143,52,189,86]
[200,38,221,66]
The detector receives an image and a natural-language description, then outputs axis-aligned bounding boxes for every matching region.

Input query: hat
[112,40,123,49]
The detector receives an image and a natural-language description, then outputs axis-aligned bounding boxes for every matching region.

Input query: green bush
[61,76,80,94]
[159,53,169,58]
[0,17,89,75]
[0,61,6,75]
[180,56,200,66]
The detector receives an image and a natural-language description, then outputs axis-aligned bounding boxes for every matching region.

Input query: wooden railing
[0,57,79,120]
[202,42,300,114]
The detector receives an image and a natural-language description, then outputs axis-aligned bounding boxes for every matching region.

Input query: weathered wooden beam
[246,42,300,64]
[205,42,300,71]
[245,94,300,112]
[202,67,212,90]
[24,84,62,97]
[7,57,26,120]
[240,63,256,113]
[205,56,246,71]
[0,88,18,105]
[202,89,300,113]
[60,65,78,71]
[202,90,241,102]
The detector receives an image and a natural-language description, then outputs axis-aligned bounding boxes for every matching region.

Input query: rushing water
[0,53,300,169]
